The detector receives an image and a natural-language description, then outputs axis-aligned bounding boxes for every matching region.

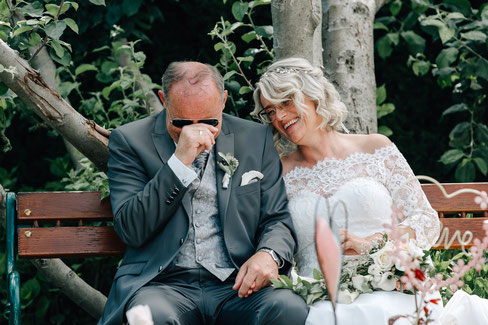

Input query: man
[99,61,308,324]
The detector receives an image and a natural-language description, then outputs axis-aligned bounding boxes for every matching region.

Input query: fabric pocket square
[240,170,264,186]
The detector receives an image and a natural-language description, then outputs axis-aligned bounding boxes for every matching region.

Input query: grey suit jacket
[98,112,297,324]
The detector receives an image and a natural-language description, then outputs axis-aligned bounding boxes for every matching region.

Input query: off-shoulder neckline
[284,144,398,178]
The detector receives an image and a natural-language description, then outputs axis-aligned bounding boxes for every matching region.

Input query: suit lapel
[151,112,192,216]
[216,117,234,225]
[151,111,175,164]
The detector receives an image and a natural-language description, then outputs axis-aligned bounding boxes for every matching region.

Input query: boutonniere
[217,152,239,189]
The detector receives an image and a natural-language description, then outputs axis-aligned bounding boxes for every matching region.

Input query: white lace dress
[284,144,442,324]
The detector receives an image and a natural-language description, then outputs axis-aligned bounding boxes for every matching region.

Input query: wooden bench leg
[6,193,20,324]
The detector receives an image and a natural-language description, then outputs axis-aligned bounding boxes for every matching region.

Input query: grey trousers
[126,268,309,325]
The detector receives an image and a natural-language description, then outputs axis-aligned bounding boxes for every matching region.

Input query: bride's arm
[383,145,440,249]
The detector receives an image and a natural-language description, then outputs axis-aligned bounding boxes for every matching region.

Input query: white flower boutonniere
[217,152,239,189]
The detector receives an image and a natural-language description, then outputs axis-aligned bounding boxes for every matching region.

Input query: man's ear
[221,90,228,112]
[158,90,167,108]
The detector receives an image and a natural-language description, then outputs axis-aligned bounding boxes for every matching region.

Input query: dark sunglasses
[171,119,219,128]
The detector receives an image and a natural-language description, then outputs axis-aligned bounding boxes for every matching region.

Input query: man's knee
[260,288,309,324]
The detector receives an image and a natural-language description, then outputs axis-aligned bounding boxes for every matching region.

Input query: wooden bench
[5,183,488,324]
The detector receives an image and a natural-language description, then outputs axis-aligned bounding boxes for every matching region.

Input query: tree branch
[31,258,107,320]
[0,39,109,172]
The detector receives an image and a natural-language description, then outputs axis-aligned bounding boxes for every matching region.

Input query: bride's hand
[340,230,383,255]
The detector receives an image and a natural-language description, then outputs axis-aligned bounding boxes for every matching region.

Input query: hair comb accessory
[262,67,311,78]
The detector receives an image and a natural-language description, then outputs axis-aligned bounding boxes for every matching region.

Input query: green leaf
[475,58,488,81]
[377,103,395,119]
[443,0,471,16]
[389,0,402,16]
[439,27,455,44]
[21,278,41,301]
[374,22,389,31]
[13,25,34,37]
[223,70,237,81]
[29,32,42,46]
[436,48,458,69]
[63,18,78,34]
[446,12,466,20]
[89,0,106,5]
[75,64,98,76]
[122,0,142,16]
[455,159,475,182]
[401,31,425,55]
[460,31,487,42]
[17,1,44,17]
[250,0,271,8]
[45,4,60,17]
[439,149,464,164]
[57,81,78,97]
[376,84,387,105]
[239,86,252,95]
[473,158,488,176]
[214,42,225,52]
[49,47,71,66]
[35,295,51,319]
[441,103,468,117]
[66,2,79,11]
[255,25,273,39]
[237,56,253,62]
[232,1,249,21]
[242,31,257,43]
[449,122,471,148]
[478,124,488,144]
[412,60,431,76]
[50,39,65,58]
[270,278,284,288]
[376,35,393,59]
[411,0,430,13]
[378,125,393,137]
[280,274,293,287]
[45,21,67,40]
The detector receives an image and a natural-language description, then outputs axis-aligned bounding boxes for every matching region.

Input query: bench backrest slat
[18,226,125,258]
[17,192,113,222]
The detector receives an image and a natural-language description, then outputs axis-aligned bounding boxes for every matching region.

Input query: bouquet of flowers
[271,234,434,305]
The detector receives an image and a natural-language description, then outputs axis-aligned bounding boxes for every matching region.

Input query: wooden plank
[18,226,125,258]
[422,183,488,213]
[431,218,488,249]
[17,192,113,221]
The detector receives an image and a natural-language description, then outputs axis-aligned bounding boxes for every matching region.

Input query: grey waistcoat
[170,148,235,281]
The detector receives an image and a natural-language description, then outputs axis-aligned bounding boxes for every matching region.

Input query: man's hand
[233,251,279,298]
[174,124,218,166]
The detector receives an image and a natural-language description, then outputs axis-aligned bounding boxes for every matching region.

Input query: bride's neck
[297,130,342,165]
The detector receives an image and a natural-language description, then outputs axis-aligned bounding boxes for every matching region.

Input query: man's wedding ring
[199,130,203,136]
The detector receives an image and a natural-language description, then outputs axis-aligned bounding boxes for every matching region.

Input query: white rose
[408,239,425,260]
[337,289,360,304]
[370,242,395,271]
[126,305,154,325]
[374,272,397,291]
[394,249,410,272]
[352,274,373,293]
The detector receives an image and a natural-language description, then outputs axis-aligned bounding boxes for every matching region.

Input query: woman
[251,57,487,324]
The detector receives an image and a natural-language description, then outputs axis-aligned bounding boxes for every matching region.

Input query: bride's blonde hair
[251,57,347,155]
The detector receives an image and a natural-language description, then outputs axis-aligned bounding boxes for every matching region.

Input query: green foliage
[375,0,488,182]
[209,0,273,117]
[376,84,396,137]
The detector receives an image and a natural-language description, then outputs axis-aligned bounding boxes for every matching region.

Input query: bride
[251,57,488,324]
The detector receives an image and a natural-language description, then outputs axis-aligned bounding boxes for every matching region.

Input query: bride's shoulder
[344,133,393,154]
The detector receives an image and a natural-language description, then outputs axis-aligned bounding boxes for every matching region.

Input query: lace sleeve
[382,145,440,249]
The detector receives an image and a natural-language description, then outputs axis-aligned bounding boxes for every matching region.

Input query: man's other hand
[174,124,218,166]
[232,251,279,298]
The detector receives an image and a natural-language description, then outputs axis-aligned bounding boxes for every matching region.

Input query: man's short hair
[161,62,225,103]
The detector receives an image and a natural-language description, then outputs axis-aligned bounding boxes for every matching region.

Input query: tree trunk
[0,40,109,172]
[271,0,323,66]
[322,0,385,134]
[31,259,107,320]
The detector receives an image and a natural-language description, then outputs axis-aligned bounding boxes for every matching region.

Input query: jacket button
[179,238,184,245]
[158,265,163,272]
[166,200,171,205]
